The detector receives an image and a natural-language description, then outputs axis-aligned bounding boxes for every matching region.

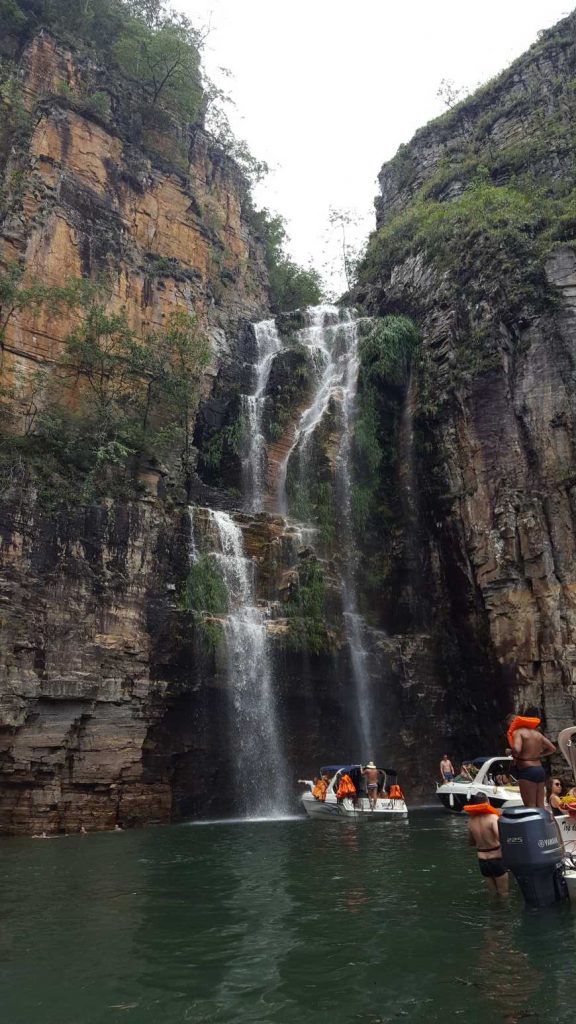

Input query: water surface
[1,811,575,1023]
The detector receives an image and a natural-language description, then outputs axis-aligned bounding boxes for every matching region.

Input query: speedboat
[436,756,523,813]
[300,764,408,820]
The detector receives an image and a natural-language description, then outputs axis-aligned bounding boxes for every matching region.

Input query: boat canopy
[463,757,500,766]
[320,764,398,776]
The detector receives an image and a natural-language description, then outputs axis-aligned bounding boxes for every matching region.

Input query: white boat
[436,756,523,813]
[557,725,576,901]
[300,764,408,820]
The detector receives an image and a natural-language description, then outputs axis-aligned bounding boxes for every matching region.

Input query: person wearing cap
[361,761,379,809]
[465,794,508,895]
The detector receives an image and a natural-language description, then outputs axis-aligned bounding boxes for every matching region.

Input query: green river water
[1,811,575,1024]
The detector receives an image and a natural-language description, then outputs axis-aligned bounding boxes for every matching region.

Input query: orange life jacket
[312,778,328,802]
[463,802,501,816]
[388,784,403,800]
[335,774,356,799]
[506,715,540,749]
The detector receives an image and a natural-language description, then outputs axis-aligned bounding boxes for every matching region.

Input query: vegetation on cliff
[1,1,205,121]
[0,271,209,504]
[248,209,323,314]
[0,0,325,509]
[284,556,329,654]
[352,315,420,623]
[1,0,323,313]
[359,11,576,336]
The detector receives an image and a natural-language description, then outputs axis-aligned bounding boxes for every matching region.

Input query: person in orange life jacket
[335,773,356,800]
[308,772,331,802]
[464,794,508,895]
[361,761,379,808]
[506,712,555,809]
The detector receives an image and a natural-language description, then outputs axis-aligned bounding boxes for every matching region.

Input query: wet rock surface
[357,14,576,754]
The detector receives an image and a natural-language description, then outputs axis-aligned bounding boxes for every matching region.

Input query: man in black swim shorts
[465,794,509,895]
[508,714,556,808]
[479,858,507,880]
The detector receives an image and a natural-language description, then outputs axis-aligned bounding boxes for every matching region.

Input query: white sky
[178,0,571,293]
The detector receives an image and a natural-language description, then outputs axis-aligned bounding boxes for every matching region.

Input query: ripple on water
[1,812,575,1024]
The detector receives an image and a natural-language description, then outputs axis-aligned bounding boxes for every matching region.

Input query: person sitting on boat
[361,762,379,808]
[494,773,513,786]
[335,772,356,801]
[464,794,508,895]
[459,762,475,781]
[547,777,564,816]
[439,754,455,783]
[311,774,330,802]
[506,713,556,809]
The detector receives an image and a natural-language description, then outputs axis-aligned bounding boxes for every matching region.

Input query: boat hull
[558,813,576,857]
[301,793,408,820]
[566,870,576,903]
[436,783,523,814]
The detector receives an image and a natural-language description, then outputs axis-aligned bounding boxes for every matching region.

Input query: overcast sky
[179,0,571,292]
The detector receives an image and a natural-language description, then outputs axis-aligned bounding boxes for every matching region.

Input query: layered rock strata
[357,13,576,746]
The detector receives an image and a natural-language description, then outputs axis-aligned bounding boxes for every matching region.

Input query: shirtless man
[362,761,379,809]
[439,754,455,783]
[466,796,508,895]
[508,717,556,809]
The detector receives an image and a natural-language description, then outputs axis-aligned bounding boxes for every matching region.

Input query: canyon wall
[0,29,272,833]
[4,12,576,834]
[356,12,576,748]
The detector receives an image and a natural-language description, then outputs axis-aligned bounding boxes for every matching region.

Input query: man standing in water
[507,714,556,809]
[465,795,508,895]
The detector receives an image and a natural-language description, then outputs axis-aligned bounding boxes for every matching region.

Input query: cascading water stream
[277,305,376,756]
[191,508,288,817]
[242,319,282,512]
[277,305,341,515]
[333,315,375,756]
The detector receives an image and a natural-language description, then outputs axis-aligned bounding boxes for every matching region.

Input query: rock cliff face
[357,13,576,749]
[1,33,268,395]
[0,30,272,834]
[4,14,576,834]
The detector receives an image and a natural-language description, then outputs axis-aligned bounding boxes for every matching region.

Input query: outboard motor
[499,806,568,908]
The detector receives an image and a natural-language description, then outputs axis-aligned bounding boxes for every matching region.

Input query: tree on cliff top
[3,2,206,119]
[250,209,323,313]
[113,6,205,119]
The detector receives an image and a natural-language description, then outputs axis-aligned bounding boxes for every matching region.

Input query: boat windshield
[453,757,516,785]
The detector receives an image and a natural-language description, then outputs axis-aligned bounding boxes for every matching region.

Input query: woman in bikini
[508,715,556,809]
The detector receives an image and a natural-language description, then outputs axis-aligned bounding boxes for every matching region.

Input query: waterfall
[333,313,375,756]
[188,304,379,818]
[277,305,341,515]
[277,305,376,756]
[241,319,282,512]
[203,509,288,817]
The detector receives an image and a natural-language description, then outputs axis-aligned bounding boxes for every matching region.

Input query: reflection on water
[212,823,294,1021]
[1,812,575,1024]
